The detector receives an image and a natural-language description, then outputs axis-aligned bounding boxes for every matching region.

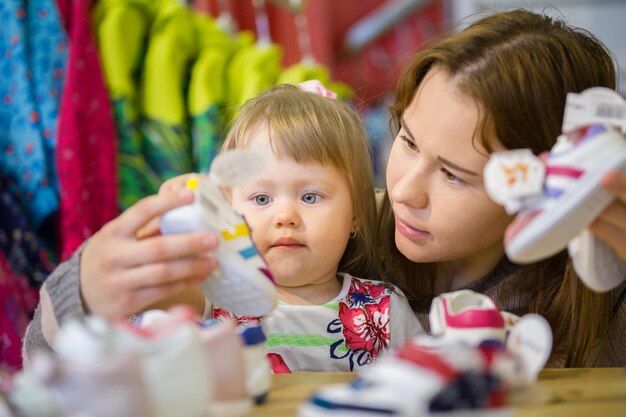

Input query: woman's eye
[441,168,463,185]
[400,135,418,151]
[253,194,272,205]
[302,193,321,204]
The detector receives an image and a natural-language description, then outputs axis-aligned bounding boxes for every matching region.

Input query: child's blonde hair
[221,84,378,279]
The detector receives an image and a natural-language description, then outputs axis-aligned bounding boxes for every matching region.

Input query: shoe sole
[201,249,277,317]
[506,131,626,263]
[299,402,513,417]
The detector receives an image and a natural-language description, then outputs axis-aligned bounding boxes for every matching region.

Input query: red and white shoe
[299,339,514,417]
[485,124,626,264]
[417,291,552,383]
[428,290,507,347]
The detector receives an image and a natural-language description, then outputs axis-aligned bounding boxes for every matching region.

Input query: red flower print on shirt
[346,279,387,307]
[339,300,390,357]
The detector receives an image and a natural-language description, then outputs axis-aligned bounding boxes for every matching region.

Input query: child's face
[386,68,513,270]
[230,131,354,289]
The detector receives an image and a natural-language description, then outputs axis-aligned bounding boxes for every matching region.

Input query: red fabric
[55,0,118,260]
[0,253,38,371]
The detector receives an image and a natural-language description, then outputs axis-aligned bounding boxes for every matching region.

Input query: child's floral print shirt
[213,273,424,373]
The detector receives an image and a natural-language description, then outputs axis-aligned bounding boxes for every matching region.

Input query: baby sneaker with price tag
[484,124,626,266]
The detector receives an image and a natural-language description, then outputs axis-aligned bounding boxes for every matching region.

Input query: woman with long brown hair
[378,9,625,367]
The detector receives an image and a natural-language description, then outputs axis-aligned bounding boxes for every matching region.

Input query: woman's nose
[389,168,429,209]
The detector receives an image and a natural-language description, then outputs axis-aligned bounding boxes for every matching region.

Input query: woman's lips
[395,218,433,240]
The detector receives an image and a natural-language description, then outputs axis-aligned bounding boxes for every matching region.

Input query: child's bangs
[266,112,342,168]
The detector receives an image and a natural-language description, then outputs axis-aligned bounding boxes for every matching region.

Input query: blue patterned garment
[0,0,67,226]
[0,178,56,289]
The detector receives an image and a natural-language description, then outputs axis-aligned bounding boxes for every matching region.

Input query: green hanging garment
[187,16,253,173]
[225,40,282,123]
[139,0,198,185]
[94,0,161,210]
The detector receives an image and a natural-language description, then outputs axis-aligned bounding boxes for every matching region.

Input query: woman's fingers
[114,256,218,292]
[81,241,217,319]
[601,170,626,202]
[136,216,162,240]
[589,170,626,262]
[592,199,626,230]
[106,231,219,268]
[116,276,207,316]
[112,189,195,238]
[159,173,205,196]
[590,217,626,261]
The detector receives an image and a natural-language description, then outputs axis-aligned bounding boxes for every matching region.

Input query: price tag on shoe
[563,87,626,134]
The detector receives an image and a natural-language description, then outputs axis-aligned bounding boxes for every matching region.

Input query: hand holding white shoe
[591,170,626,263]
[484,87,626,293]
[80,189,220,320]
[564,87,626,266]
[160,147,278,316]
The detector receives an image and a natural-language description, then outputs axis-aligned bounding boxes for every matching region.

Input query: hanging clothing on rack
[94,0,160,210]
[54,0,119,260]
[275,2,352,100]
[139,0,197,183]
[224,0,283,121]
[225,41,282,121]
[0,178,56,289]
[0,177,54,370]
[188,14,252,173]
[0,0,68,227]
[92,0,348,192]
[0,251,39,371]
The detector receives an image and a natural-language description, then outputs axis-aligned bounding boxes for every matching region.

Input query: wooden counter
[250,367,626,416]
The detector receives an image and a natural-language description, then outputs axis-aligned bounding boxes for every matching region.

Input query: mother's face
[385,69,513,268]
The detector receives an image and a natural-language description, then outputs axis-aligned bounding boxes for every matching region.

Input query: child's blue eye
[253,194,272,205]
[302,193,320,204]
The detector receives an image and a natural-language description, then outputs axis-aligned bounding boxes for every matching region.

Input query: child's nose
[273,204,301,228]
